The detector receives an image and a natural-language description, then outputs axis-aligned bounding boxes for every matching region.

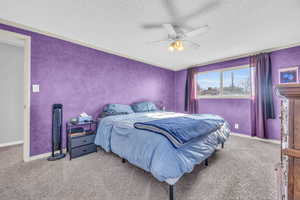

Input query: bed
[95,111,230,200]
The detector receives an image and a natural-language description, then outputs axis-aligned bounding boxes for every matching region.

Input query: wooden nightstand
[66,120,98,160]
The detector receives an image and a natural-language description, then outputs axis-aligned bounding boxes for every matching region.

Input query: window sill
[196,96,252,100]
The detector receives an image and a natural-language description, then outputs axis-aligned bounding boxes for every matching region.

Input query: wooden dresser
[277,84,300,200]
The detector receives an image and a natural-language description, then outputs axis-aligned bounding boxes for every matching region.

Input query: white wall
[0,42,24,145]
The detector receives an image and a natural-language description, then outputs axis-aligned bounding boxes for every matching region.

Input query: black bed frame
[121,142,225,200]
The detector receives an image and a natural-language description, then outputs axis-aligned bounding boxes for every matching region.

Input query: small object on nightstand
[66,120,98,160]
[78,112,93,123]
[70,127,84,133]
[70,117,78,125]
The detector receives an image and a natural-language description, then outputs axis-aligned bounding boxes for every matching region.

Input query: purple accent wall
[0,24,175,156]
[175,46,300,140]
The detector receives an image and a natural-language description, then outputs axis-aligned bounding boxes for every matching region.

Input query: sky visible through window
[197,71,220,90]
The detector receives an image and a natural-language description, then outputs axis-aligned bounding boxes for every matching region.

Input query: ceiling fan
[142,0,220,51]
[152,23,209,51]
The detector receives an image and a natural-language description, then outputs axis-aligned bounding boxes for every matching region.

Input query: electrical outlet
[234,123,239,129]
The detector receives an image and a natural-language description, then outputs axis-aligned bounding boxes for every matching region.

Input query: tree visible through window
[196,66,251,98]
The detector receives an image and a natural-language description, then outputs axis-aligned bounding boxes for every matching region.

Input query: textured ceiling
[0,0,300,71]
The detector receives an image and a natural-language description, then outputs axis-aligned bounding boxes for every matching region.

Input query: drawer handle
[82,140,87,143]
[282,148,300,158]
[82,149,87,152]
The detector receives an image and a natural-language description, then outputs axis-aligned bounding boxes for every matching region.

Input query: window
[196,71,221,97]
[196,65,252,98]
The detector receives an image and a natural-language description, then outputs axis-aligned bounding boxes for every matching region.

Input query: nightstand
[66,120,98,160]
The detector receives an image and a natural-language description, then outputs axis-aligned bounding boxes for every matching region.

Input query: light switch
[32,84,40,93]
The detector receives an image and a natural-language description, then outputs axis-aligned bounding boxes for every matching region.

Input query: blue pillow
[100,111,128,118]
[103,104,134,114]
[131,101,158,113]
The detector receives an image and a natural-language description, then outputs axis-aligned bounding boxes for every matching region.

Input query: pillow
[100,111,128,118]
[131,101,158,113]
[103,104,134,115]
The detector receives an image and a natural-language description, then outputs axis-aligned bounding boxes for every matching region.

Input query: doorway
[0,29,31,161]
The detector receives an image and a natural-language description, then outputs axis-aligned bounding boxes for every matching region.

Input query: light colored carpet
[0,135,280,200]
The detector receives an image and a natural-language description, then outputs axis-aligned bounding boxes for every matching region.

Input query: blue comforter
[95,112,230,183]
[134,116,224,148]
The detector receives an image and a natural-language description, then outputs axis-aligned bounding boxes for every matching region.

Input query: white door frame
[0,29,31,162]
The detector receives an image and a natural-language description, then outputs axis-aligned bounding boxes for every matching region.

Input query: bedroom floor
[0,135,279,200]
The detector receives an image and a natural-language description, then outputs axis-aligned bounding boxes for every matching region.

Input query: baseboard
[0,140,24,148]
[231,132,280,144]
[28,149,67,161]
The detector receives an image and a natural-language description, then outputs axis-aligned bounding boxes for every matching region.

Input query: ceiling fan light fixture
[169,40,184,51]
[177,46,184,51]
[168,45,175,51]
[177,42,184,51]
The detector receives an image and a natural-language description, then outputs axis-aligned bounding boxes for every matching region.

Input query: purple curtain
[184,68,199,113]
[250,53,275,139]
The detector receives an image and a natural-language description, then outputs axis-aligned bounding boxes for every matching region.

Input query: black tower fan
[48,104,65,161]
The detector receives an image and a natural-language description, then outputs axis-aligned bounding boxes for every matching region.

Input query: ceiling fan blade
[141,0,180,30]
[163,24,177,38]
[148,38,171,44]
[184,25,209,37]
[141,23,164,29]
[162,0,181,22]
[182,40,201,48]
[179,0,220,23]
